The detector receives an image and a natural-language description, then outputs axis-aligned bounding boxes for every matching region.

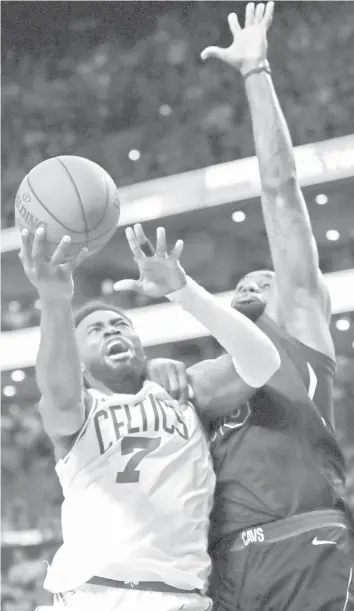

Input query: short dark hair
[74,300,132,328]
[235,269,274,286]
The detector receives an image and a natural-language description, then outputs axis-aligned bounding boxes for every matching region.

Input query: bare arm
[201,3,334,360]
[168,276,281,389]
[188,355,258,421]
[115,224,281,398]
[243,68,334,359]
[18,227,88,445]
[37,298,86,440]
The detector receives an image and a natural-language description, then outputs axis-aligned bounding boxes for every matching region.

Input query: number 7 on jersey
[116,436,161,483]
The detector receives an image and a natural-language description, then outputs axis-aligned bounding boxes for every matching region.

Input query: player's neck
[91,373,145,396]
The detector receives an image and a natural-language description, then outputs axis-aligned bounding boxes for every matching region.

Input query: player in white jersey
[19,223,281,611]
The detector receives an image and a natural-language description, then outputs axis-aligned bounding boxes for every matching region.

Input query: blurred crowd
[2,2,354,609]
[2,2,354,227]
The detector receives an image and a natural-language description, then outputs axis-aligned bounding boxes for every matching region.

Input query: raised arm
[114,224,281,417]
[167,275,280,389]
[201,2,334,360]
[19,228,88,448]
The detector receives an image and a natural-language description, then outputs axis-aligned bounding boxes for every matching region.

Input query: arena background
[1,2,354,609]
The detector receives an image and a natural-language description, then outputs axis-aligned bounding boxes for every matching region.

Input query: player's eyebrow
[109,316,130,325]
[86,321,103,332]
[85,315,131,333]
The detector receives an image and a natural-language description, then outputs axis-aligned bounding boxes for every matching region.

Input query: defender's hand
[18,227,87,302]
[147,358,189,403]
[114,224,186,299]
[201,2,274,74]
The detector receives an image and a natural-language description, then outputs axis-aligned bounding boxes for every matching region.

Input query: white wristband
[167,275,280,388]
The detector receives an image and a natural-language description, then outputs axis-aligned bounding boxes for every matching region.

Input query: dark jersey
[209,314,346,548]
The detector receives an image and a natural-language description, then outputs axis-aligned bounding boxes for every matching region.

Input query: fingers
[64,245,88,274]
[174,362,189,403]
[113,278,140,293]
[201,46,228,62]
[228,13,241,38]
[245,2,255,27]
[166,366,181,401]
[263,1,274,30]
[255,3,265,24]
[134,223,155,257]
[146,361,163,388]
[125,226,145,261]
[147,360,189,403]
[50,236,87,271]
[49,235,72,267]
[156,227,167,258]
[170,239,184,261]
[166,363,189,402]
[31,226,46,262]
[18,229,32,267]
[125,223,182,261]
[72,246,89,270]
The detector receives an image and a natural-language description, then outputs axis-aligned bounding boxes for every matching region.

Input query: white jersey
[44,381,215,594]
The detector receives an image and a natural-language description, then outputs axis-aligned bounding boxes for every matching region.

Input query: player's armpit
[283,287,335,361]
[187,355,258,422]
[38,387,92,441]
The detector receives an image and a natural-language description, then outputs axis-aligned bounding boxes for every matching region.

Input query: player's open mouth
[104,338,131,361]
[237,295,262,304]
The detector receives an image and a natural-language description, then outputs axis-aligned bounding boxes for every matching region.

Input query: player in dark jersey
[197,3,354,610]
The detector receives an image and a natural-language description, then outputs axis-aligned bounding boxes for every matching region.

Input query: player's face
[231,270,276,321]
[76,310,146,383]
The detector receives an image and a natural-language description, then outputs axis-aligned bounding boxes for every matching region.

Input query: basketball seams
[16,156,120,260]
[87,170,110,232]
[55,157,90,249]
[16,217,116,246]
[26,175,85,235]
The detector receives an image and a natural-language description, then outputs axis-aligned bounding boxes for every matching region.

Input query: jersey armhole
[260,314,336,373]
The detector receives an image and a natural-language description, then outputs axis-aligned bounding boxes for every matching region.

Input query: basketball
[15,156,120,261]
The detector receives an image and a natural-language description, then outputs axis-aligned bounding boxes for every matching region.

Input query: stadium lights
[1,269,353,371]
[336,318,350,331]
[315,194,328,205]
[3,385,16,397]
[159,104,172,116]
[232,211,246,223]
[129,149,141,161]
[2,135,354,255]
[326,230,340,241]
[11,370,26,382]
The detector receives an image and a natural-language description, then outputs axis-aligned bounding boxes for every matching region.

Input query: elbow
[253,345,281,388]
[268,346,281,379]
[233,344,281,389]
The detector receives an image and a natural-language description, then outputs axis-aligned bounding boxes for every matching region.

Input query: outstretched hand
[18,227,87,302]
[201,1,274,74]
[114,224,186,299]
